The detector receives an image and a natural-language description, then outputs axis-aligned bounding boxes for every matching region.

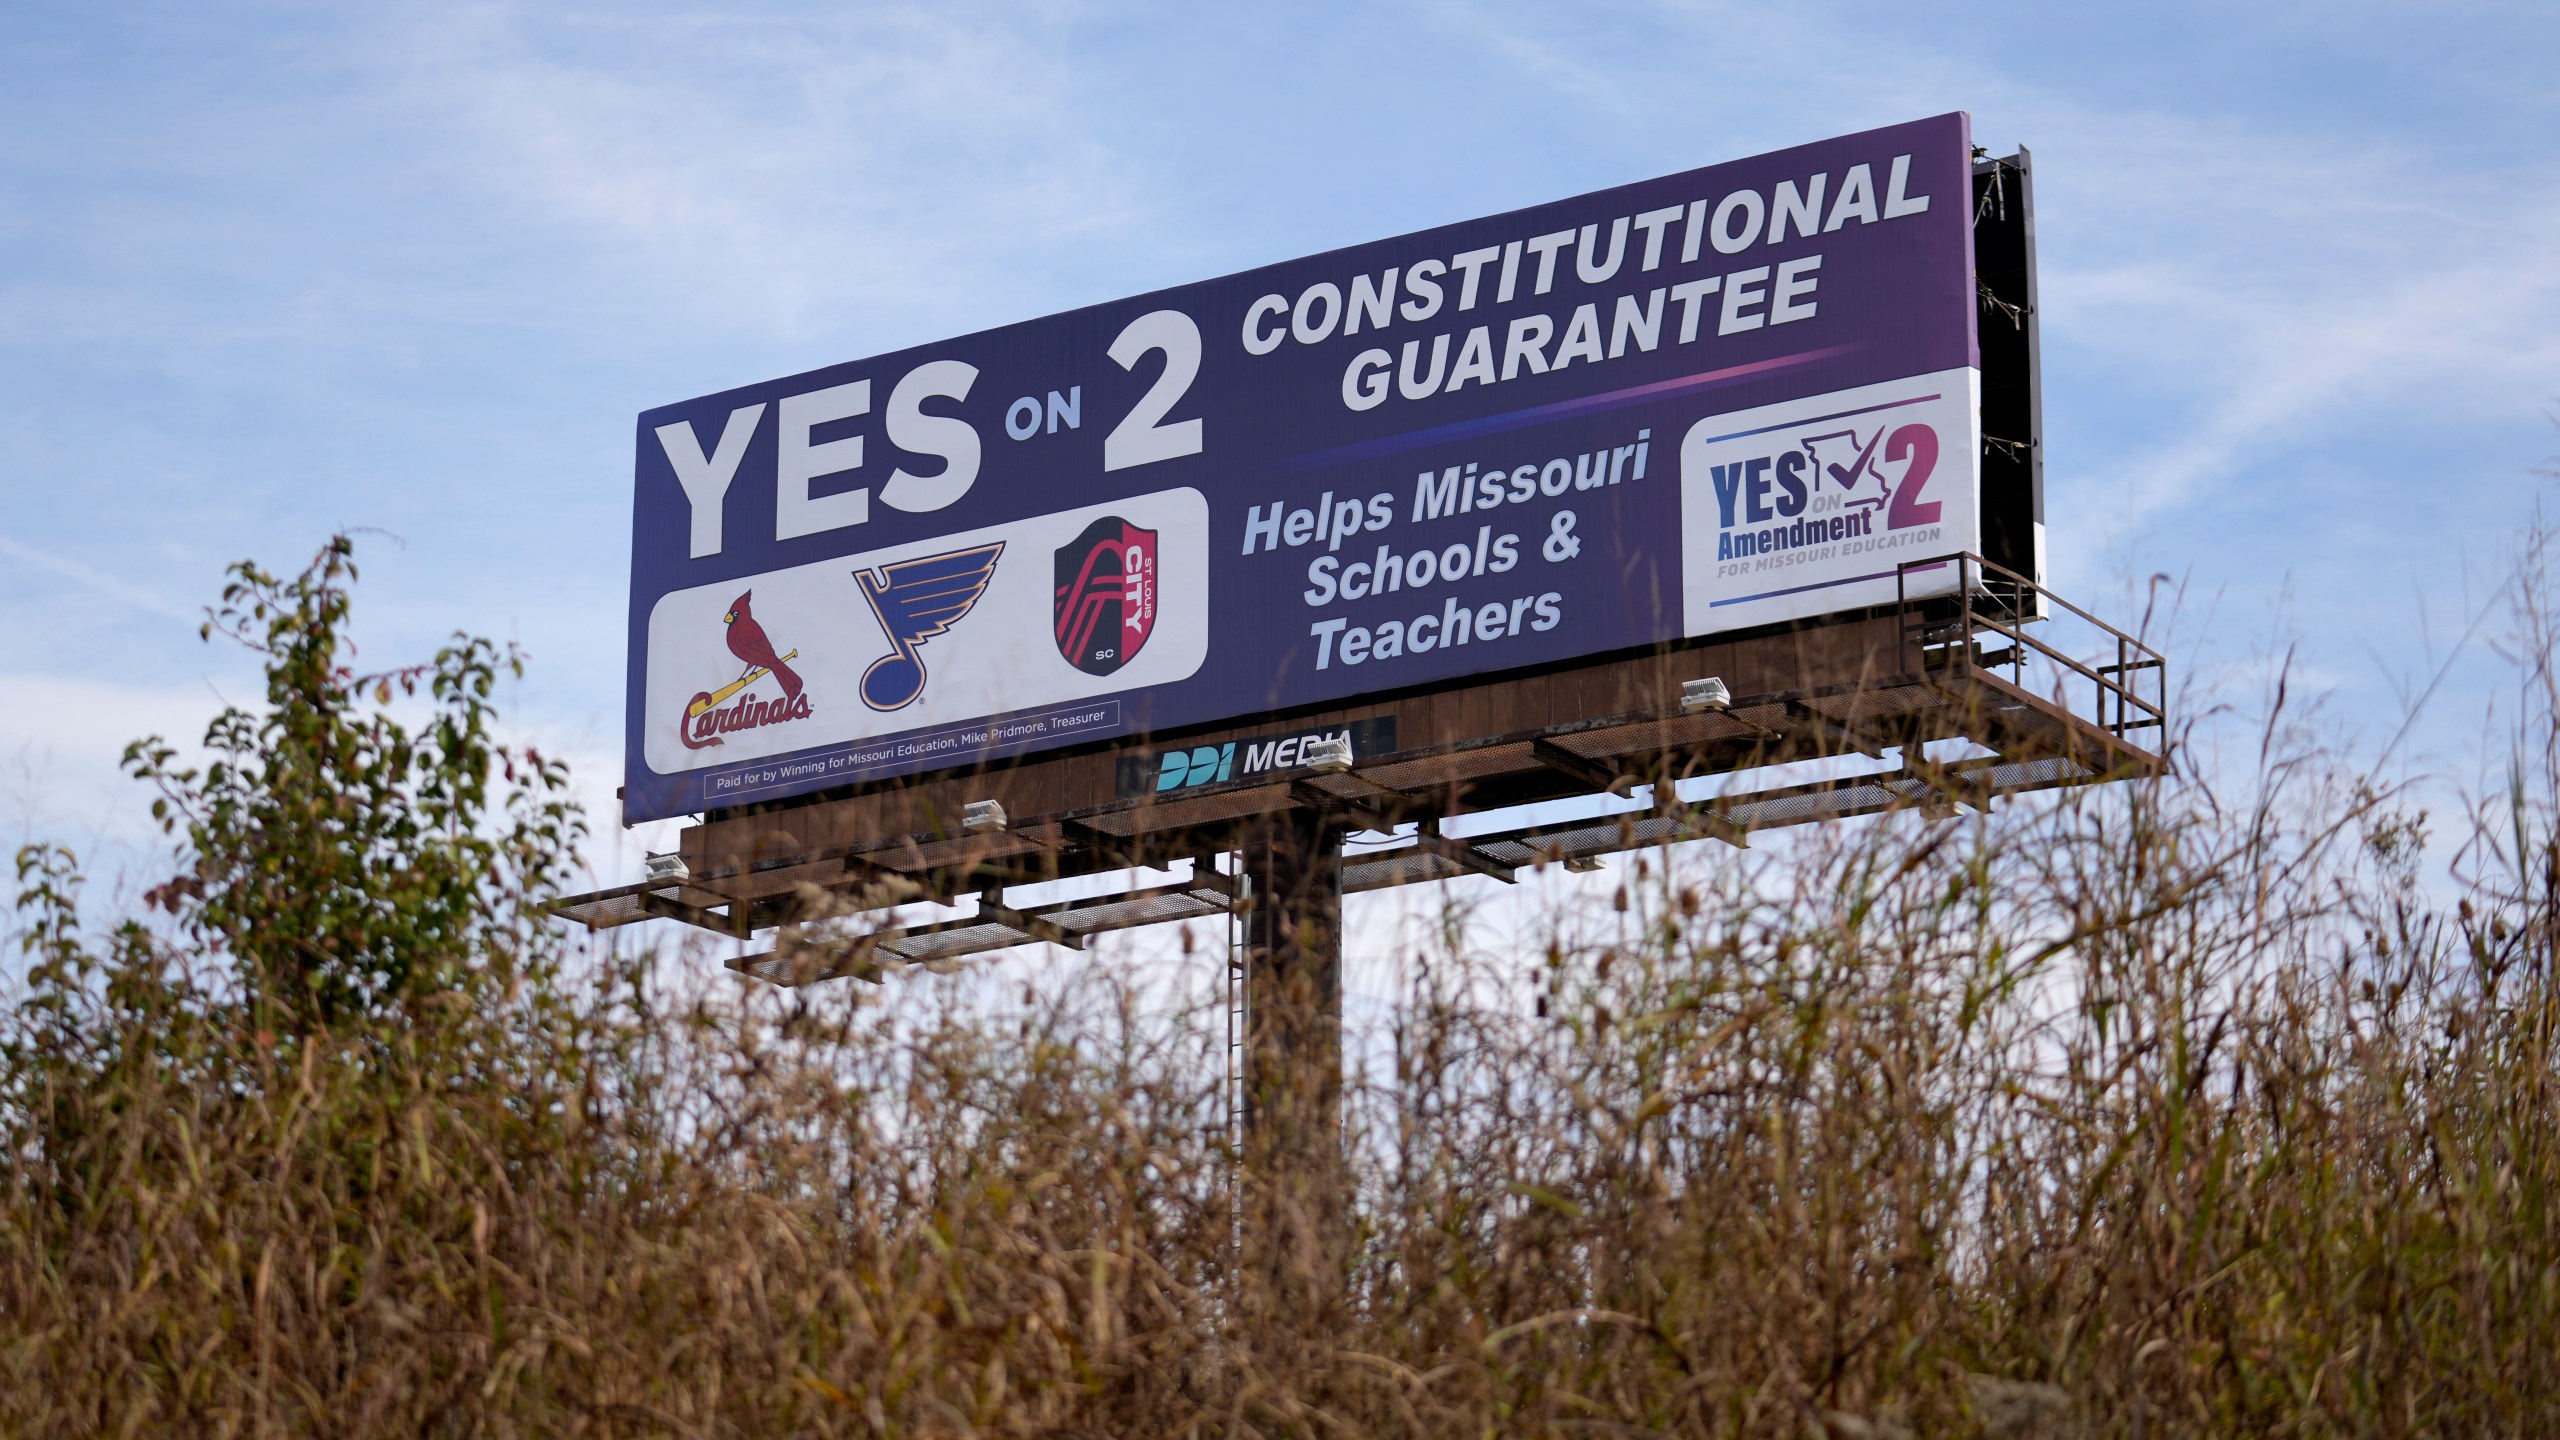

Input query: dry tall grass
[5,535,2558,1437]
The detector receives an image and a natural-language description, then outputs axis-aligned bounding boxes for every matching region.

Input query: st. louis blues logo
[1054,516,1156,677]
[855,542,1005,711]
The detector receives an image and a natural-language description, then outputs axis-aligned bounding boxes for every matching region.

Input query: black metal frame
[1897,550,2165,741]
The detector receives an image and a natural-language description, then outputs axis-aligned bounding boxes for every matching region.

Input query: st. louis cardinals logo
[679,590,814,749]
[856,542,1005,711]
[1053,516,1156,677]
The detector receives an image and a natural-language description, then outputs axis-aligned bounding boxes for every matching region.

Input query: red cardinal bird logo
[721,591,802,702]
[679,592,814,750]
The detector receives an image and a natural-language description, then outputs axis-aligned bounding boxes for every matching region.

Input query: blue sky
[6,0,2558,921]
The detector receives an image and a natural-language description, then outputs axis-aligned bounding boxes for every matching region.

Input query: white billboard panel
[1680,367,1979,635]
[643,488,1210,804]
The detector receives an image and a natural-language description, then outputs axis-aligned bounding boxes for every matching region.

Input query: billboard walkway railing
[1896,550,2166,745]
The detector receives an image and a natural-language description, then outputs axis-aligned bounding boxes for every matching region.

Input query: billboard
[624,113,1981,824]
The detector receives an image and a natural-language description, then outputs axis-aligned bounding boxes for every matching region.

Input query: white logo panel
[643,488,1210,775]
[1680,367,1980,636]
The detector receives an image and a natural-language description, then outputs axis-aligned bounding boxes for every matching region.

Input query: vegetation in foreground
[6,534,2559,1438]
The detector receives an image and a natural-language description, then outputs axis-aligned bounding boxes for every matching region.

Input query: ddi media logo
[1115,718,1398,798]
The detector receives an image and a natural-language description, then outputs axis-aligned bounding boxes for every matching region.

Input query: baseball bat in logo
[1053,516,1157,677]
[676,591,816,750]
[854,542,1005,711]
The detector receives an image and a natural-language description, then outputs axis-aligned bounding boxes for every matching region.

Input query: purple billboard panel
[624,114,1979,823]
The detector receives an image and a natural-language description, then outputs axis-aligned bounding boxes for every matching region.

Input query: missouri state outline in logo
[1053,516,1156,677]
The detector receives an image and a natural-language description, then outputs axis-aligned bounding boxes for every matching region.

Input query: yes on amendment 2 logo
[1680,367,1981,634]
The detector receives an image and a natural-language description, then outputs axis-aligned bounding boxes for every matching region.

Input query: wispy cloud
[0,530,196,623]
[2020,116,2560,531]
[341,0,1167,341]
[1429,0,2560,554]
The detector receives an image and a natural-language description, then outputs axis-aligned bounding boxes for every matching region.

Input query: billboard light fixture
[963,800,1009,834]
[1305,736,1354,774]
[643,851,689,884]
[1682,677,1733,713]
[1565,855,1605,873]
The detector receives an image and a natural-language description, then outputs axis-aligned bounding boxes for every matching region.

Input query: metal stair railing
[1897,551,2167,744]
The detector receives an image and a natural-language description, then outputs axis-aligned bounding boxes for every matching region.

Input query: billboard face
[625,113,1979,822]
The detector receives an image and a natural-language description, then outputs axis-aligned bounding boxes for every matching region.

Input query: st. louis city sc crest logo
[679,590,813,749]
[1054,516,1156,677]
[856,542,1005,711]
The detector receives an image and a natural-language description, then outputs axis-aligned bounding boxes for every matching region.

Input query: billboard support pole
[1237,807,1347,1328]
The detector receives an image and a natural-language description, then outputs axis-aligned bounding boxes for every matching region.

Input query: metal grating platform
[554,554,2167,986]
